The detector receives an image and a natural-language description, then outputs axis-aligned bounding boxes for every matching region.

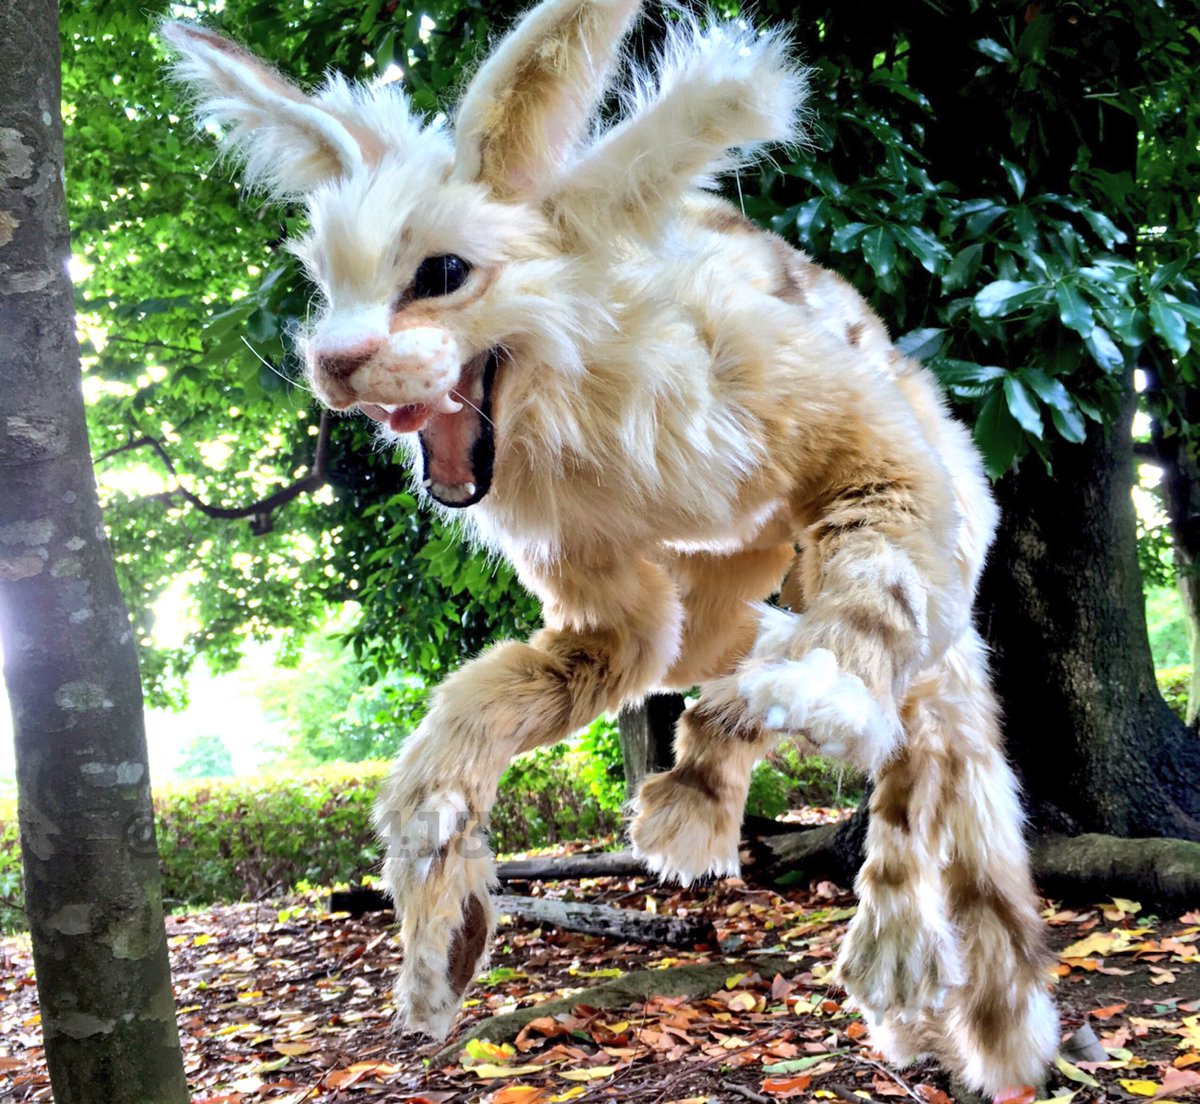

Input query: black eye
[411,254,470,300]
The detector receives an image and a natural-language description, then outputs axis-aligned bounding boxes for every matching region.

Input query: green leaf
[896,225,950,274]
[974,37,1013,63]
[974,280,1043,318]
[1050,404,1086,444]
[999,157,1026,200]
[1084,327,1125,374]
[763,1050,849,1074]
[861,226,897,278]
[974,390,1023,478]
[943,244,983,293]
[1003,376,1043,438]
[933,360,1008,387]
[1055,282,1095,337]
[830,221,869,252]
[1078,207,1126,247]
[1149,299,1191,357]
[895,328,945,361]
[1019,368,1072,412]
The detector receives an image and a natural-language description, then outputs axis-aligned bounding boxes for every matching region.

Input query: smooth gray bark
[0,1,189,1100]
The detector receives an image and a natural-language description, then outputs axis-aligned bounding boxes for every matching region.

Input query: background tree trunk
[980,377,1200,841]
[617,693,682,798]
[0,2,189,1100]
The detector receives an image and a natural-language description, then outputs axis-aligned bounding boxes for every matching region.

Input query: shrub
[1157,665,1192,722]
[0,742,626,930]
[0,724,862,932]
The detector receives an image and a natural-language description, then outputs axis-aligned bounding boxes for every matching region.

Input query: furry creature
[164,1,1059,1092]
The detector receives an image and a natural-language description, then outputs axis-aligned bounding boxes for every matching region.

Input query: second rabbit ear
[453,0,642,198]
[162,22,372,198]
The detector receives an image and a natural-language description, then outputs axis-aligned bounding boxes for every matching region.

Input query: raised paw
[375,783,498,1037]
[629,765,743,886]
[739,647,901,773]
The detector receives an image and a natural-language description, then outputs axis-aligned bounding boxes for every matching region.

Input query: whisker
[453,389,494,429]
[240,336,314,395]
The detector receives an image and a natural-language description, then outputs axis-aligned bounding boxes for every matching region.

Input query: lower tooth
[421,478,432,488]
[463,482,476,497]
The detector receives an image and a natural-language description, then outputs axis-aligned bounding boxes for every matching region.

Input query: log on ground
[492,893,717,949]
[432,953,796,1065]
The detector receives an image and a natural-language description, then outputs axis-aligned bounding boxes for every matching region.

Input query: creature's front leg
[376,559,681,1037]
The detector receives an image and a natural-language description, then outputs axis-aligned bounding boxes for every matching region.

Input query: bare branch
[94,410,332,534]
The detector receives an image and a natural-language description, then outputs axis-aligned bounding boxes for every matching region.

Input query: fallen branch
[431,952,795,1065]
[331,850,651,916]
[495,849,647,882]
[492,893,716,949]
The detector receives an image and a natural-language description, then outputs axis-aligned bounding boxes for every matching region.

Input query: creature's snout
[312,338,382,381]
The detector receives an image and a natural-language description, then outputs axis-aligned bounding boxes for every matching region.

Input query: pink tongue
[420,404,481,486]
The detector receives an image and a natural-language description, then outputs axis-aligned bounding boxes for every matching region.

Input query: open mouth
[358,349,498,509]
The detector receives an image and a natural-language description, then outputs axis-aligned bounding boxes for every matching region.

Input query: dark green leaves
[974,280,1044,318]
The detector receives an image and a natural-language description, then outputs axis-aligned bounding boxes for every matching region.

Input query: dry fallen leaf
[1118,1079,1159,1096]
[761,1073,812,1097]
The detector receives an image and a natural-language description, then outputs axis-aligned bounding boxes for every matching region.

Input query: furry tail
[839,629,1059,1094]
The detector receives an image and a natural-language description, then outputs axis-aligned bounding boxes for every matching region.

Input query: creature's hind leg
[835,678,963,1030]
[936,630,1059,1093]
[630,542,794,885]
[850,629,1058,1095]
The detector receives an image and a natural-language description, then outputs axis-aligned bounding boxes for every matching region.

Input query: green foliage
[1146,586,1192,670]
[0,801,20,933]
[174,732,235,780]
[252,628,429,764]
[65,0,1200,722]
[750,1,1200,481]
[747,746,862,821]
[1156,665,1192,723]
[153,764,381,905]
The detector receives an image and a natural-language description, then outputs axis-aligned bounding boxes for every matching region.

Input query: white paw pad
[740,648,899,771]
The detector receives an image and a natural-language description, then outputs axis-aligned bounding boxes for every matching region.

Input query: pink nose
[313,338,382,381]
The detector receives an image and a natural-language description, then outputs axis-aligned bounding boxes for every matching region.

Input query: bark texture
[492,893,718,948]
[980,383,1200,841]
[0,2,189,1100]
[617,693,683,798]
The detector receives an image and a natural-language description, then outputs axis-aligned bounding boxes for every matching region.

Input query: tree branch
[94,411,332,534]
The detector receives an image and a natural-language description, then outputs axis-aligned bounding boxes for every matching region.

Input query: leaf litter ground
[1,836,1198,1104]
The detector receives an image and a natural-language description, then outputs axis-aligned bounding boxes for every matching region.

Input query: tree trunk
[980,378,1200,840]
[617,692,683,798]
[0,2,189,1100]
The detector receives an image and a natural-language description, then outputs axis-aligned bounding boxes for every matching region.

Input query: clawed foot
[739,648,901,773]
[376,783,498,1037]
[630,766,743,886]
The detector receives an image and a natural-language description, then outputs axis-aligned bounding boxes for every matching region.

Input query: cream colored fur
[164,2,1058,1092]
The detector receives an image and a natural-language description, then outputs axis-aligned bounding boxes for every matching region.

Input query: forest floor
[2,827,1199,1104]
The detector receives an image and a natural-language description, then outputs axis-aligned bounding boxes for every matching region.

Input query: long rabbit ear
[161,22,371,198]
[554,19,807,242]
[453,0,642,197]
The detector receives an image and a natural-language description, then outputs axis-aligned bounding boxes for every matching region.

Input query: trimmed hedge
[0,729,859,932]
[0,746,624,932]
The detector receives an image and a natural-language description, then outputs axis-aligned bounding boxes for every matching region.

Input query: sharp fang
[433,392,463,415]
[463,482,476,497]
[421,478,432,488]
